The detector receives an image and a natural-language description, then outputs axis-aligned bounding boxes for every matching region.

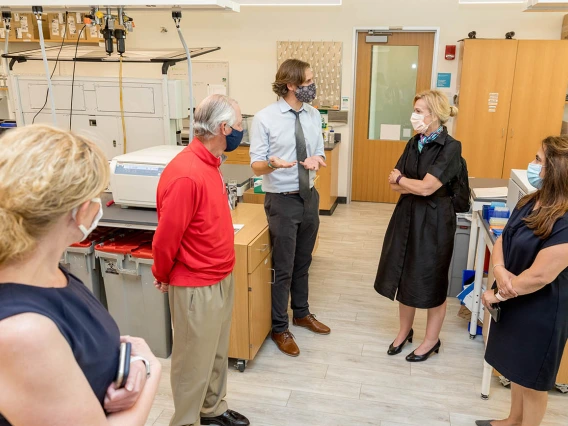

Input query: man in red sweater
[152,94,249,426]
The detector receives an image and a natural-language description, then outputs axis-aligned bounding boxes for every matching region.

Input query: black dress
[485,201,568,391]
[0,267,121,425]
[374,128,462,309]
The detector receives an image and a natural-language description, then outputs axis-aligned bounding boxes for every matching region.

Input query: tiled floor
[147,202,568,426]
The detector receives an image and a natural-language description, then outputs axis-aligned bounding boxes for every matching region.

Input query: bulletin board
[277,41,342,110]
[167,60,229,106]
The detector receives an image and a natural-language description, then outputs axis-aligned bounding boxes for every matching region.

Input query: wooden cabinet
[503,41,568,175]
[224,145,251,165]
[228,204,273,370]
[317,143,340,214]
[241,176,321,255]
[227,143,339,215]
[455,40,518,179]
[455,39,568,179]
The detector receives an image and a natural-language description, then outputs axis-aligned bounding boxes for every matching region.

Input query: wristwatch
[130,356,151,379]
[268,161,276,169]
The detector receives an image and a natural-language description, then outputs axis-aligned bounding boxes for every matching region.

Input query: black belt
[266,187,315,196]
[265,190,300,196]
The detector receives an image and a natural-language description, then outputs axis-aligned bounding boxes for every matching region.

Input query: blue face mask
[527,163,543,189]
[225,126,243,152]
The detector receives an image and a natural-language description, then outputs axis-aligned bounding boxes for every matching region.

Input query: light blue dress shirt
[250,98,325,194]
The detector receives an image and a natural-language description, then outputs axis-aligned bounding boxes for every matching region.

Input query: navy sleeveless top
[0,267,120,425]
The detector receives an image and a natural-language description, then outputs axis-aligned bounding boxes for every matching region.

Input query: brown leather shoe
[293,314,331,335]
[271,330,300,357]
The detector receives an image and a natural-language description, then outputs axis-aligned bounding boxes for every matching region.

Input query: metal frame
[347,26,440,203]
[1,46,221,73]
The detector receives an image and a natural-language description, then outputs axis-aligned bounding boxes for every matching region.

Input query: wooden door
[502,40,568,177]
[455,40,518,179]
[248,254,272,360]
[352,31,435,203]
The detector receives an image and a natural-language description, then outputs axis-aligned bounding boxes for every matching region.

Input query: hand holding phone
[487,303,501,323]
[114,342,132,388]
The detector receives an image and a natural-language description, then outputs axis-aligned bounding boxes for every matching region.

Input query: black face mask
[225,127,244,152]
[295,83,317,103]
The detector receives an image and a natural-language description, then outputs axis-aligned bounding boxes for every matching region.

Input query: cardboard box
[85,24,103,42]
[562,14,568,40]
[47,13,66,41]
[47,12,86,42]
[8,13,48,42]
[66,13,87,41]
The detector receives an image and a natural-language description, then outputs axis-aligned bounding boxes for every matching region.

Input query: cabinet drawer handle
[257,244,269,252]
[269,268,275,285]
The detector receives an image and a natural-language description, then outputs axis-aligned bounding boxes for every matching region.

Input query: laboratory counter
[180,138,340,152]
[99,194,272,371]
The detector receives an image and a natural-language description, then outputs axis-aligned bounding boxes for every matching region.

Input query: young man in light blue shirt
[250,59,331,357]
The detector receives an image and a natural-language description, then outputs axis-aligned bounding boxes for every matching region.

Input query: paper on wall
[51,19,59,36]
[379,124,401,141]
[68,16,77,35]
[207,84,227,96]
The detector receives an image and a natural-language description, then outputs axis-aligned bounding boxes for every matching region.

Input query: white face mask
[72,198,103,241]
[410,112,433,134]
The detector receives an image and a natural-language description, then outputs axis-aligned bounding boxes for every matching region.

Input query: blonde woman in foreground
[0,125,161,426]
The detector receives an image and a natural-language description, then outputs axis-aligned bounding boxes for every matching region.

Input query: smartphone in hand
[114,342,132,388]
[488,303,501,323]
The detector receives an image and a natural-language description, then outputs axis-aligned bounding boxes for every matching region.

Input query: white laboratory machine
[110,145,253,208]
[110,145,184,208]
[507,169,537,212]
[11,75,188,161]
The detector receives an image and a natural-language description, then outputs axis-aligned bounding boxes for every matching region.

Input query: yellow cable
[119,54,127,154]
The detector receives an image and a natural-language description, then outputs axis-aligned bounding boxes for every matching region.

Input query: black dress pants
[264,188,319,333]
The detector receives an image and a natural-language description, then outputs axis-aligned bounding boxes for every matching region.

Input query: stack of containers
[482,202,511,237]
[95,231,172,358]
[60,227,123,308]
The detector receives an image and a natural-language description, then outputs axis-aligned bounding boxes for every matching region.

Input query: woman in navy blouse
[0,125,161,425]
[478,136,568,426]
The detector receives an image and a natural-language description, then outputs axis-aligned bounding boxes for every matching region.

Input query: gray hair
[194,94,238,140]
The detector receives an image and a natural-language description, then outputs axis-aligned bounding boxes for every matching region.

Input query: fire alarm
[445,45,456,60]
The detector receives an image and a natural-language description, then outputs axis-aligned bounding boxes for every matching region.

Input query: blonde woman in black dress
[375,90,461,362]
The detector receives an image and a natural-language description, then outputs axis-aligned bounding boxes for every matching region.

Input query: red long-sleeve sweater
[151,139,235,287]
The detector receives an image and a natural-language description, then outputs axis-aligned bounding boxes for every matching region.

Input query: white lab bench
[469,210,497,399]
[466,178,509,270]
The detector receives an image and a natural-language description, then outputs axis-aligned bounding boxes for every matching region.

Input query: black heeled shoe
[387,329,414,355]
[405,339,441,362]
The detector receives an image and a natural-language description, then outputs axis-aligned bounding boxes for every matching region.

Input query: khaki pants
[168,274,234,426]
